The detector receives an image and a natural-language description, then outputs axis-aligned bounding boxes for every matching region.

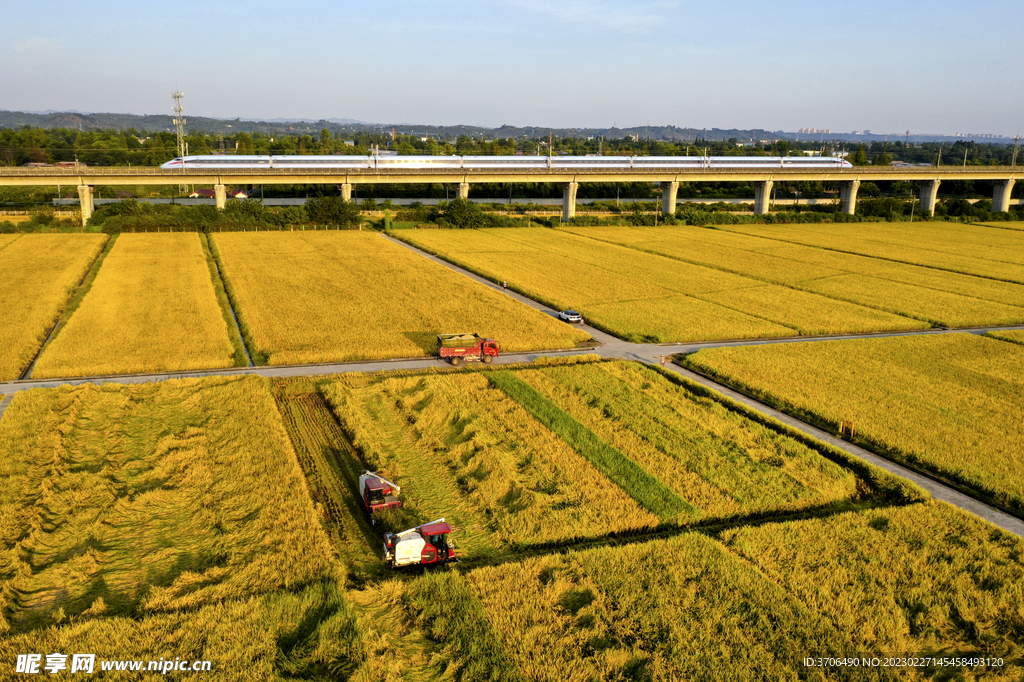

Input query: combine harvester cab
[383,518,457,569]
[437,333,499,367]
[358,471,401,523]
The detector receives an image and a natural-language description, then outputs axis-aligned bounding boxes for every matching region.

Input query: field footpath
[2,235,1023,538]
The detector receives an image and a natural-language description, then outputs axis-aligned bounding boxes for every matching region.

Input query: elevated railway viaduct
[0,166,1017,225]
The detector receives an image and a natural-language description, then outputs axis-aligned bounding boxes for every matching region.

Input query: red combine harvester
[383,518,457,569]
[437,333,499,367]
[358,471,401,522]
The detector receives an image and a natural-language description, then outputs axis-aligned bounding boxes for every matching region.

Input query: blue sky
[4,0,1021,135]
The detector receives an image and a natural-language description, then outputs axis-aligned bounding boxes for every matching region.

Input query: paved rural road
[2,234,1022,537]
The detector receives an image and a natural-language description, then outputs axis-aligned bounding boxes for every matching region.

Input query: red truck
[437,333,499,366]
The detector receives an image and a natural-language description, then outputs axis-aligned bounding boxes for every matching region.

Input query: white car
[558,310,584,324]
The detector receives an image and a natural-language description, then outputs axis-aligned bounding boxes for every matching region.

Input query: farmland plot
[396,228,923,341]
[685,334,1024,512]
[323,370,659,560]
[721,502,1024,678]
[565,225,1024,326]
[0,233,106,380]
[511,361,861,522]
[0,375,339,636]
[718,222,1024,283]
[32,233,235,378]
[212,231,589,365]
[393,534,897,681]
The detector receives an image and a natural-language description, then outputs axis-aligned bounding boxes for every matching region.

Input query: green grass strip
[488,370,695,521]
[206,234,269,365]
[200,233,250,367]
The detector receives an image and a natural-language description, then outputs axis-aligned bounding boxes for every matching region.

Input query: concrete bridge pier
[839,180,861,215]
[753,180,773,215]
[76,185,94,226]
[562,182,578,222]
[456,182,470,199]
[919,179,941,216]
[214,184,227,210]
[661,181,679,215]
[992,179,1016,213]
[340,183,352,202]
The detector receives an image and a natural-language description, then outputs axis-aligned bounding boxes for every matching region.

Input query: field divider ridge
[19,233,116,380]
[201,233,253,367]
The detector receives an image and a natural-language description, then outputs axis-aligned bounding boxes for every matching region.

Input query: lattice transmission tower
[171,91,188,194]
[172,91,187,158]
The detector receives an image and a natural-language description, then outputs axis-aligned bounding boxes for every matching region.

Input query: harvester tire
[450,356,462,367]
[482,355,493,364]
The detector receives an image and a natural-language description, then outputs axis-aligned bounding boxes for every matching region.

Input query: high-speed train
[160,154,853,170]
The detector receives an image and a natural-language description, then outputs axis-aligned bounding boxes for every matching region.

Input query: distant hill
[1,110,1010,144]
[0,110,788,142]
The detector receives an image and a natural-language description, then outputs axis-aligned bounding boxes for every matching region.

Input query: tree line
[4,124,1020,168]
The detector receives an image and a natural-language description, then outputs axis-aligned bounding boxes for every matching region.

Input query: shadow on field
[403,330,439,355]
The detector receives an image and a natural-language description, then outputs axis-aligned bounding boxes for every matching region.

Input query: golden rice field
[212,231,590,364]
[386,534,896,681]
[0,375,359,676]
[721,502,1024,678]
[323,368,660,559]
[0,233,106,380]
[718,222,1024,283]
[0,376,337,632]
[354,501,1023,681]
[514,361,860,521]
[31,233,235,378]
[322,359,871,562]
[564,225,1024,327]
[395,227,927,342]
[685,333,1024,512]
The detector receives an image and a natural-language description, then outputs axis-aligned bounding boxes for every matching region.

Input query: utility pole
[1012,135,1021,167]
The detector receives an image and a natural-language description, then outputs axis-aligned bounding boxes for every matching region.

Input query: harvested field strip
[0,376,339,634]
[514,362,861,522]
[396,228,923,341]
[323,371,659,558]
[406,534,890,681]
[684,333,1024,514]
[32,233,235,378]
[718,223,1024,284]
[563,225,1024,327]
[0,233,107,380]
[325,374,502,559]
[272,379,381,573]
[720,502,1024,669]
[212,231,589,365]
[200,233,250,367]
[487,369,694,521]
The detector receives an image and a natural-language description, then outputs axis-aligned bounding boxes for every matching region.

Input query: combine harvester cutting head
[383,518,457,569]
[359,470,401,523]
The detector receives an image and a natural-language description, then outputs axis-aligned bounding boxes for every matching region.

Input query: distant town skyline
[4,0,1021,137]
